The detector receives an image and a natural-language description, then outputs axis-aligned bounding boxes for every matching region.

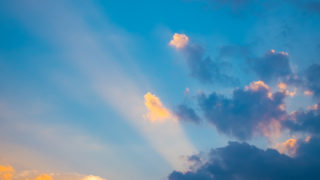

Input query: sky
[0,0,320,180]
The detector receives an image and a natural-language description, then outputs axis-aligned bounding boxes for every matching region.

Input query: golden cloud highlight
[278,82,287,90]
[169,33,189,49]
[0,165,14,180]
[82,175,105,180]
[34,174,53,180]
[245,80,270,91]
[277,82,296,97]
[274,138,298,156]
[144,92,171,122]
[0,165,108,180]
[245,81,273,98]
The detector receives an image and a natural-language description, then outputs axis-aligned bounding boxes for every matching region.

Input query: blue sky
[1,0,320,180]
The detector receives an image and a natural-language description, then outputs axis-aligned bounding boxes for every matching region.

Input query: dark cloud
[284,103,320,136]
[285,64,320,99]
[304,64,320,98]
[183,45,239,86]
[214,46,293,83]
[250,50,292,82]
[168,137,320,180]
[175,104,201,124]
[198,81,287,140]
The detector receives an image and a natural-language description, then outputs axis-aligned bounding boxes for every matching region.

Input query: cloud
[283,64,320,100]
[144,92,172,122]
[304,90,313,96]
[0,165,14,180]
[0,165,107,180]
[186,45,239,85]
[303,64,320,98]
[274,138,298,156]
[82,175,106,180]
[169,33,189,49]
[277,82,296,97]
[175,104,201,124]
[168,137,320,180]
[284,102,320,136]
[250,50,292,82]
[198,81,287,140]
[35,174,53,180]
[169,34,239,85]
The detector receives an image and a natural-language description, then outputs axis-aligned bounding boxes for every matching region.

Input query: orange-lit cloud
[0,165,14,180]
[82,175,105,180]
[245,80,270,91]
[35,174,53,180]
[274,138,298,156]
[304,90,313,96]
[144,92,171,122]
[277,82,296,97]
[278,82,287,90]
[0,165,108,180]
[285,90,296,97]
[245,80,273,98]
[169,33,189,49]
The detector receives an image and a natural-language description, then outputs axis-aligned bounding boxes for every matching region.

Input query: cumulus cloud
[169,33,189,49]
[168,137,320,180]
[303,64,320,98]
[169,34,239,85]
[284,63,320,100]
[284,102,320,136]
[144,92,172,122]
[250,50,292,82]
[198,81,287,140]
[174,104,201,124]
